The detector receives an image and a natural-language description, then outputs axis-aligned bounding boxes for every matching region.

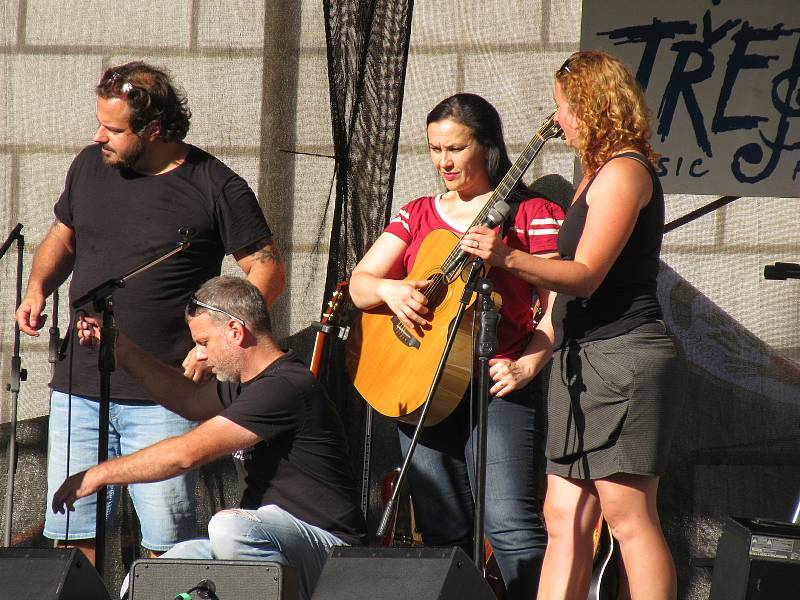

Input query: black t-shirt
[218,351,366,545]
[552,152,664,345]
[52,144,271,401]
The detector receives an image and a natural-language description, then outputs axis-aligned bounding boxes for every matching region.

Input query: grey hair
[186,276,272,334]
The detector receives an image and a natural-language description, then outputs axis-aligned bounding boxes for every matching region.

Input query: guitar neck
[472,133,549,227]
[309,331,327,378]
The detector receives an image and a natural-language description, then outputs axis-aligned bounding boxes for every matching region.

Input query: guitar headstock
[320,281,348,325]
[538,111,563,141]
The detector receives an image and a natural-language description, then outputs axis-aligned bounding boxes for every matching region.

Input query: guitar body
[347,228,482,426]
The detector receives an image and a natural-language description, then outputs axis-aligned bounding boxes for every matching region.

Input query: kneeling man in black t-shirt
[52,276,365,600]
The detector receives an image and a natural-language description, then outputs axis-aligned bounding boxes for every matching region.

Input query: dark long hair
[426,93,532,203]
[96,61,191,142]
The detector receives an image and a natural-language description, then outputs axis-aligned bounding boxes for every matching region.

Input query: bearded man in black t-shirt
[15,62,286,565]
[53,276,365,600]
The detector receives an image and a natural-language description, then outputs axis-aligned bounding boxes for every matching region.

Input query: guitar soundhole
[425,273,447,310]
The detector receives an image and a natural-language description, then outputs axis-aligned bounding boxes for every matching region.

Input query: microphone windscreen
[531,173,575,212]
[485,200,511,227]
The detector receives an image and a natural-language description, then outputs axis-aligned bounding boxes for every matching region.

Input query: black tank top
[552,151,664,346]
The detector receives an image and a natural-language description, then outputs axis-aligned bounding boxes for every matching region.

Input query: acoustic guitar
[346,113,563,426]
[588,514,619,600]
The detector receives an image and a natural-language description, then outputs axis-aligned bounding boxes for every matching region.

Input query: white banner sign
[581,0,800,197]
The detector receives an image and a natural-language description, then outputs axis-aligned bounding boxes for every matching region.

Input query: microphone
[175,578,218,600]
[179,227,195,248]
[178,227,195,253]
[451,200,511,267]
[531,173,575,212]
[764,262,800,280]
[481,200,511,228]
[195,579,217,600]
[0,222,23,261]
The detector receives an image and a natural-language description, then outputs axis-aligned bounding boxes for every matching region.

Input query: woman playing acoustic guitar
[460,52,688,600]
[349,93,564,598]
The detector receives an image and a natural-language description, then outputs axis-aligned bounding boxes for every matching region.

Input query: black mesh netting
[320,0,414,539]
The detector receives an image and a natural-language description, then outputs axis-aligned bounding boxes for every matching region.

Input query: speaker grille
[129,558,298,600]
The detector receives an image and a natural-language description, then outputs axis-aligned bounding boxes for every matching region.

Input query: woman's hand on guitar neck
[460,225,512,267]
[375,278,431,330]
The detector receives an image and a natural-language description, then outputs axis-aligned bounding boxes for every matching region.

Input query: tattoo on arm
[241,235,281,264]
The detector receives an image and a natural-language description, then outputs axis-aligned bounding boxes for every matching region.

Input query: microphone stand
[472,278,499,569]
[1,223,25,547]
[71,235,191,575]
[377,258,495,572]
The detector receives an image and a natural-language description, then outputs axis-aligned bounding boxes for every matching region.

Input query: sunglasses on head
[187,295,246,326]
[557,57,574,75]
[100,67,145,98]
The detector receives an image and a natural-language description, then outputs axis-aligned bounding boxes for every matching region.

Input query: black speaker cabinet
[129,558,298,600]
[710,517,800,599]
[0,547,110,600]
[311,546,495,599]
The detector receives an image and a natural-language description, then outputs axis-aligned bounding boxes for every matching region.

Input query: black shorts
[546,321,687,479]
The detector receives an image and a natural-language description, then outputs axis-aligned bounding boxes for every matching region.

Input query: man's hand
[182,347,214,383]
[52,469,102,514]
[15,293,48,336]
[76,315,102,348]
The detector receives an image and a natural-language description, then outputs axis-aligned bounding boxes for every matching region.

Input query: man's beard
[213,363,240,383]
[101,136,145,170]
[211,339,243,383]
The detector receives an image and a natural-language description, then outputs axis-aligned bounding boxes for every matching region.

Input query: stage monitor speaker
[0,547,110,600]
[311,546,495,600]
[128,558,298,600]
[710,516,800,600]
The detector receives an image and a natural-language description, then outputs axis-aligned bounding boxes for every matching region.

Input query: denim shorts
[45,391,198,550]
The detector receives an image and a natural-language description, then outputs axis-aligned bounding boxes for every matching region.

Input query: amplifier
[710,516,800,600]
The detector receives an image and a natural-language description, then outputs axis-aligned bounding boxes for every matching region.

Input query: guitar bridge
[391,316,421,349]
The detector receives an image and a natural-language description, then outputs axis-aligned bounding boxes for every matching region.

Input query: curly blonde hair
[555,50,659,173]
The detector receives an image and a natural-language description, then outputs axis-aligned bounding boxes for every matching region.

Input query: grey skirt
[546,321,687,479]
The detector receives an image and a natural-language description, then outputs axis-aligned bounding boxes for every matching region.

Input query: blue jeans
[121,505,347,600]
[398,376,548,599]
[45,392,198,550]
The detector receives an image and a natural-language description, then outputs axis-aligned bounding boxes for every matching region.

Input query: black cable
[62,307,79,543]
